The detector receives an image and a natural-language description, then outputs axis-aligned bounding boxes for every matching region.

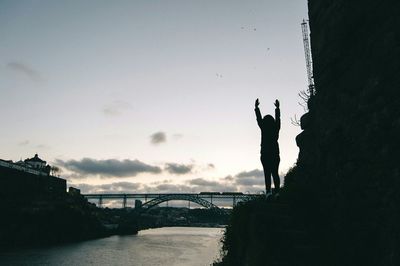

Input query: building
[24,154,48,170]
[0,154,66,202]
[68,186,81,196]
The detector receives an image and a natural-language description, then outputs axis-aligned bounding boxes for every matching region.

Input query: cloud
[66,166,269,195]
[234,169,265,190]
[150,131,167,145]
[164,163,193,175]
[69,183,97,193]
[235,169,264,178]
[102,100,132,116]
[56,158,162,178]
[172,133,183,140]
[235,177,265,186]
[16,140,49,149]
[187,178,237,192]
[153,183,195,193]
[151,179,228,193]
[223,175,234,181]
[71,173,256,196]
[36,144,50,149]
[188,178,220,187]
[6,62,43,82]
[18,140,30,146]
[70,182,141,194]
[196,162,216,173]
[98,182,141,192]
[207,163,215,169]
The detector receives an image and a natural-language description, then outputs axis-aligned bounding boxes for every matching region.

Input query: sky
[0,0,309,196]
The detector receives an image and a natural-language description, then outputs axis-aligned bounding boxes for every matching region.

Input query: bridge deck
[83,193,260,199]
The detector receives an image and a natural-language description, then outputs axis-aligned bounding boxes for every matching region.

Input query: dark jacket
[255,106,280,158]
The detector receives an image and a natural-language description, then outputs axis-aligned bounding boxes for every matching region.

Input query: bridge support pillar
[135,200,143,209]
[233,195,236,207]
[123,194,127,208]
[99,195,103,208]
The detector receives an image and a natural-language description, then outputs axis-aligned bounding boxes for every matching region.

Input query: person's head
[263,115,275,130]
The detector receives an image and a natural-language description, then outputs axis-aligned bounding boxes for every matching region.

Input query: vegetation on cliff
[214,190,323,266]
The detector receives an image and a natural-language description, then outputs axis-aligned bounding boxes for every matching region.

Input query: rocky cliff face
[292,1,400,264]
[216,2,400,265]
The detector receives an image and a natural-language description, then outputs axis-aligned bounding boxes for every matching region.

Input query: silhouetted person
[255,98,281,198]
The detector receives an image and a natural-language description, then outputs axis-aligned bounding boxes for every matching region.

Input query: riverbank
[0,194,138,250]
[0,193,232,250]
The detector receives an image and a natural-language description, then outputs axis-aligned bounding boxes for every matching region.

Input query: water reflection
[0,227,224,266]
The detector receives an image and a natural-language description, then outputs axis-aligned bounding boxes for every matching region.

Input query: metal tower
[301,19,315,95]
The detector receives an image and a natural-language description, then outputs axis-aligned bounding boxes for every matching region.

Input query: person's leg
[261,156,272,194]
[271,157,281,193]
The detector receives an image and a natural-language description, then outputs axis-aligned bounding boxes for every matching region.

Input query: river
[0,227,224,266]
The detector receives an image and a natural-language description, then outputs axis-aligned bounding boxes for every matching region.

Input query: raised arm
[274,99,281,131]
[255,98,262,128]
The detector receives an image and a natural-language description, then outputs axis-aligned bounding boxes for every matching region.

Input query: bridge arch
[140,194,226,215]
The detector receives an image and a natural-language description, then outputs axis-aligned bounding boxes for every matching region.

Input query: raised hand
[274,99,280,108]
[255,98,260,108]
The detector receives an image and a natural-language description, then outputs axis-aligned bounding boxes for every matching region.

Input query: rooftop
[25,154,46,164]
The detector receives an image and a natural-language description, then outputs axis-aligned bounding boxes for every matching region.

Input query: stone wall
[0,165,66,202]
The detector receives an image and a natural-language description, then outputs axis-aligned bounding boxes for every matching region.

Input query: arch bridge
[140,194,225,214]
[83,192,261,214]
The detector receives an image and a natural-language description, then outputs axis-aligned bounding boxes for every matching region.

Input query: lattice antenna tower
[301,19,315,96]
